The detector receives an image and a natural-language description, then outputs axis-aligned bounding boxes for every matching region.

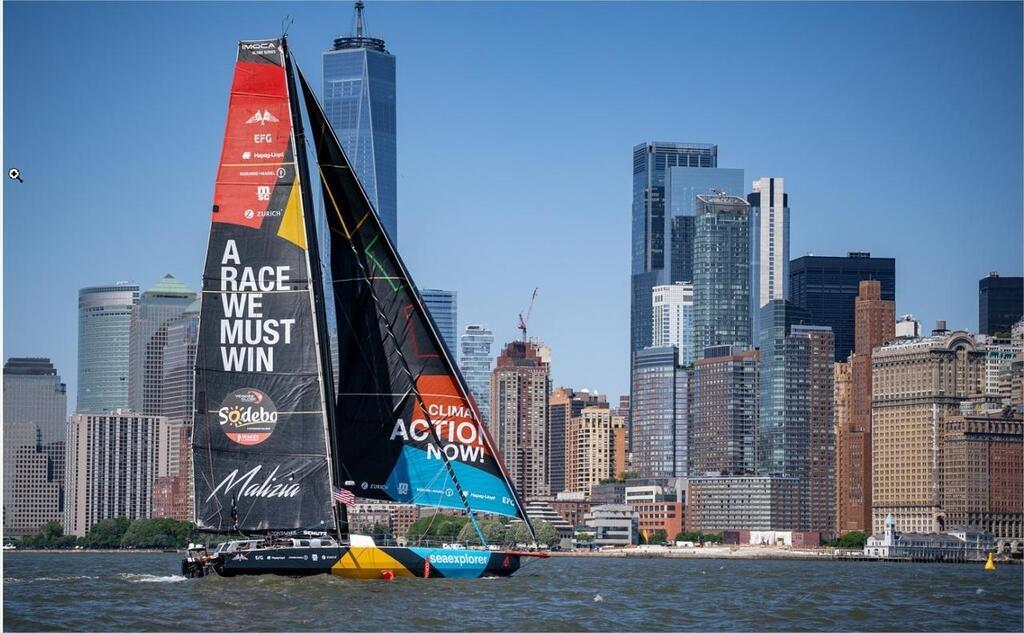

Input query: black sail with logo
[192,39,334,532]
[296,68,530,524]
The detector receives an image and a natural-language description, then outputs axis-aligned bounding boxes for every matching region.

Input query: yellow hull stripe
[331,547,416,579]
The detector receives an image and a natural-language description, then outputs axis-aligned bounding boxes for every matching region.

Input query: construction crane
[517,288,538,341]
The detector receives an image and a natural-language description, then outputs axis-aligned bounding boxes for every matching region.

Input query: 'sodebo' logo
[219,388,278,446]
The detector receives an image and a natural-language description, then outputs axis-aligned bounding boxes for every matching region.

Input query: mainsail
[296,69,530,523]
[192,39,335,532]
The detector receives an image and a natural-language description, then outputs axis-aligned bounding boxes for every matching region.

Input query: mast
[282,38,344,541]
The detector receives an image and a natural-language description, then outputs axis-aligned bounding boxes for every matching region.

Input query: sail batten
[295,68,532,527]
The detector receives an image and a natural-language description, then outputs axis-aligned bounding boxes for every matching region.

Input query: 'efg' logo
[218,388,278,446]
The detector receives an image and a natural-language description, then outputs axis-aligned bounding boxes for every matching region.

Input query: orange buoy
[381,569,395,581]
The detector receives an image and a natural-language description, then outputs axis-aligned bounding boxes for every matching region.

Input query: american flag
[333,486,355,506]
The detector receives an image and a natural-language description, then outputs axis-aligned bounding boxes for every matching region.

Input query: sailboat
[182,37,544,579]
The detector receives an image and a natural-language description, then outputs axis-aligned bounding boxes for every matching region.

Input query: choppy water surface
[4,552,1022,631]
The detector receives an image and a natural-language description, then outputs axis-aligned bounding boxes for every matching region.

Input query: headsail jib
[294,66,532,527]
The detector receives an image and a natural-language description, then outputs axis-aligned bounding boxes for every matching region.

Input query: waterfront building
[460,324,495,426]
[565,405,625,496]
[871,327,985,534]
[347,502,420,544]
[940,401,1022,550]
[589,481,626,505]
[65,412,166,537]
[685,475,801,532]
[490,340,551,499]
[78,283,140,413]
[633,501,684,541]
[865,514,993,561]
[323,0,397,242]
[979,272,1023,336]
[630,346,691,479]
[420,289,458,357]
[550,493,593,528]
[585,504,639,546]
[835,281,894,533]
[652,282,695,365]
[3,358,69,535]
[550,388,609,494]
[748,178,790,336]
[5,429,62,535]
[895,314,922,339]
[152,425,191,521]
[128,275,196,415]
[522,500,574,547]
[757,300,835,532]
[789,252,895,361]
[694,193,752,353]
[691,346,758,476]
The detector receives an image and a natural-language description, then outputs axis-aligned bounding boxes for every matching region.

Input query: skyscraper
[324,1,397,242]
[490,340,551,499]
[694,193,752,354]
[978,272,1023,336]
[3,358,68,535]
[691,346,759,476]
[3,358,67,444]
[420,289,458,356]
[757,300,835,532]
[459,324,494,426]
[78,283,140,413]
[835,281,894,533]
[631,143,743,359]
[789,252,895,361]
[160,300,200,424]
[748,177,790,336]
[630,346,691,479]
[871,328,985,534]
[652,282,695,365]
[129,274,196,415]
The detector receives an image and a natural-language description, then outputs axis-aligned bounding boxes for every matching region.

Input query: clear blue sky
[3,1,1022,409]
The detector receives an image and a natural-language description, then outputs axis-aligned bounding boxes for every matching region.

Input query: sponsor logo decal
[232,553,248,561]
[218,388,278,445]
[241,41,277,51]
[245,110,280,126]
[428,553,488,566]
[397,482,409,495]
[206,464,300,502]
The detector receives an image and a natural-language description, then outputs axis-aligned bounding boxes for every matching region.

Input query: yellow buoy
[984,552,996,571]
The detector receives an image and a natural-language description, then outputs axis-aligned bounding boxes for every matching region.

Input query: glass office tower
[78,283,140,413]
[693,193,752,355]
[421,288,458,357]
[460,324,495,425]
[324,1,397,242]
[789,252,895,361]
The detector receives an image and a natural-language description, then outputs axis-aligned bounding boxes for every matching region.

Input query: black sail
[297,68,530,523]
[192,39,335,532]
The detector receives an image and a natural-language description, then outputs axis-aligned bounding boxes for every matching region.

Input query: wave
[118,574,187,584]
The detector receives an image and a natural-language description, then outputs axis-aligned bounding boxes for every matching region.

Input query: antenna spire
[353,1,366,37]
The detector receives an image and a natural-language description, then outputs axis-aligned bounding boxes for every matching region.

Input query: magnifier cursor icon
[8,168,24,183]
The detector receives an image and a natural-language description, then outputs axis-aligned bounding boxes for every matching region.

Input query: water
[4,552,1022,631]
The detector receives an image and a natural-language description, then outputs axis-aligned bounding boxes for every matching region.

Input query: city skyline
[4,1,1022,408]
